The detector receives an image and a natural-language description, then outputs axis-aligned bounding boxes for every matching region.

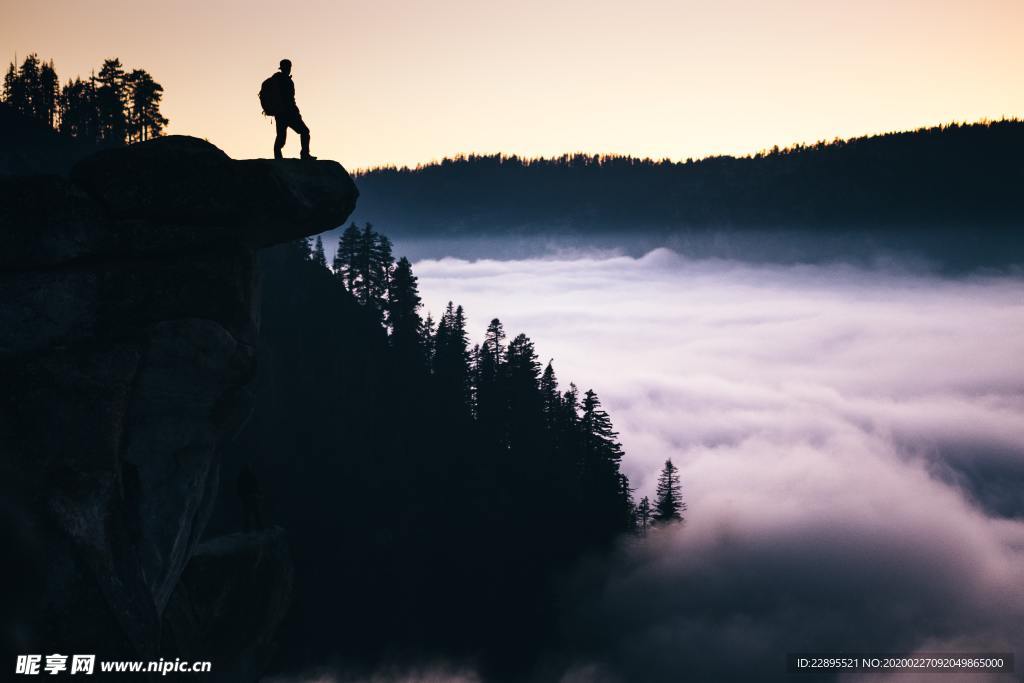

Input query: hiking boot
[301,153,317,160]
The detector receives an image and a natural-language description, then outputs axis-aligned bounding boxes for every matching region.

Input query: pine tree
[2,55,41,118]
[507,334,541,388]
[333,223,361,289]
[312,236,328,269]
[483,318,506,363]
[2,62,17,108]
[370,231,394,308]
[39,60,59,128]
[636,496,652,535]
[562,383,580,424]
[419,313,436,366]
[539,362,561,429]
[452,306,468,344]
[475,318,508,442]
[94,58,127,144]
[388,257,423,356]
[354,223,375,305]
[575,389,634,538]
[433,302,471,410]
[59,77,98,141]
[18,54,42,120]
[506,336,542,406]
[300,235,314,259]
[580,390,624,468]
[653,458,685,524]
[124,69,167,142]
[619,473,636,529]
[339,223,395,318]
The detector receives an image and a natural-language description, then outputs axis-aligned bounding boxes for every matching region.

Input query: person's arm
[280,75,296,109]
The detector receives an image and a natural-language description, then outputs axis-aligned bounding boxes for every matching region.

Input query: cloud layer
[408,247,1024,681]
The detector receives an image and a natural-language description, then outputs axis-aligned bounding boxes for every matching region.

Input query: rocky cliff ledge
[0,135,357,672]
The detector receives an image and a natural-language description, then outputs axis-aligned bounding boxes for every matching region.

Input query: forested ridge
[352,120,1023,233]
[210,227,685,678]
[2,52,168,145]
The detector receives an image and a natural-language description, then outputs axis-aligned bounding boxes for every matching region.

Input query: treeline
[321,222,686,528]
[351,120,1024,232]
[210,226,684,678]
[324,223,635,541]
[2,53,167,145]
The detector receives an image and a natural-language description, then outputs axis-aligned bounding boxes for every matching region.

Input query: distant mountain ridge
[352,120,1023,234]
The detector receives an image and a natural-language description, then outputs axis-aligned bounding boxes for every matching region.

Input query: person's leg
[290,115,312,158]
[274,117,287,159]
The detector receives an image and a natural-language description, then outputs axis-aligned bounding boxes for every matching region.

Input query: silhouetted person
[267,59,315,160]
[237,463,265,531]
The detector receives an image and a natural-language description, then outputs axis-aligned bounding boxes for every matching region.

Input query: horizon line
[351,116,1022,175]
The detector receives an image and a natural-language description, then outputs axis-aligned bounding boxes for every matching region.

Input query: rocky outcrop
[0,135,357,670]
[162,528,293,682]
[0,102,98,176]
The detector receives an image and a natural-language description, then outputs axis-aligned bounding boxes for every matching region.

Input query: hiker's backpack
[259,75,281,116]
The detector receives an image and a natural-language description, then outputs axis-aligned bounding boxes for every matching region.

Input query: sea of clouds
[401,247,1024,682]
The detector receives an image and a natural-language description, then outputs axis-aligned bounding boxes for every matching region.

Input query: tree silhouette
[38,59,59,127]
[352,120,1024,237]
[578,389,632,538]
[636,496,652,535]
[333,222,361,290]
[653,458,685,524]
[3,55,38,118]
[312,235,327,268]
[388,256,424,359]
[17,54,41,117]
[2,52,168,145]
[581,390,623,464]
[539,361,562,430]
[418,312,436,366]
[474,318,507,442]
[59,77,99,141]
[125,69,168,142]
[94,58,127,144]
[505,332,545,445]
[336,222,394,314]
[2,62,18,111]
[433,302,471,411]
[198,225,640,676]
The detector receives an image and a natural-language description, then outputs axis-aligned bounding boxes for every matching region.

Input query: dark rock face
[0,102,98,176]
[163,528,294,682]
[2,136,357,271]
[0,135,356,673]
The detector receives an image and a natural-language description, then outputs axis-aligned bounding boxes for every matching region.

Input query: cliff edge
[0,134,357,674]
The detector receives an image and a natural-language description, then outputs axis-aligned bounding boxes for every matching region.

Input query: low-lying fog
[401,242,1024,682]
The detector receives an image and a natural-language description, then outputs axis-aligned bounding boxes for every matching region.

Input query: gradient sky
[5,0,1022,169]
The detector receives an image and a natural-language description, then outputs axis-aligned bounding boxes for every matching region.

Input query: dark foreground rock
[163,528,293,682]
[0,133,357,678]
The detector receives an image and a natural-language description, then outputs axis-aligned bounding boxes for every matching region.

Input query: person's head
[279,59,292,76]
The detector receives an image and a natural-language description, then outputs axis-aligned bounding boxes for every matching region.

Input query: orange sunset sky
[4,0,1022,169]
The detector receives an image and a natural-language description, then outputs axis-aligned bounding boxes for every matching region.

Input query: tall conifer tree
[312,236,328,268]
[125,68,167,142]
[388,256,424,357]
[334,223,362,289]
[653,458,685,523]
[94,58,127,144]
